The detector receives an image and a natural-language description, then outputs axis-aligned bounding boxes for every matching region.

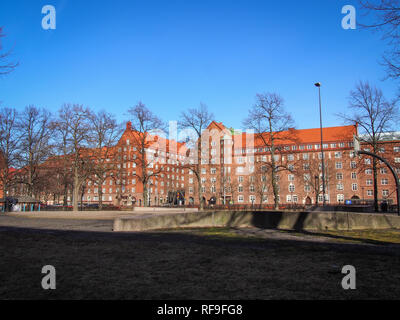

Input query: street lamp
[315,82,326,206]
[314,175,319,205]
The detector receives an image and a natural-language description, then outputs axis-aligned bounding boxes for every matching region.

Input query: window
[382,190,389,197]
[352,183,358,191]
[238,195,244,203]
[238,185,243,193]
[350,161,357,169]
[351,172,357,179]
[288,174,294,181]
[249,185,255,192]
[337,183,344,191]
[366,179,373,186]
[304,185,311,192]
[395,158,400,163]
[336,162,343,169]
[336,173,343,180]
[249,195,256,203]
[303,153,309,160]
[365,169,372,175]
[367,190,373,196]
[238,176,244,183]
[211,168,216,174]
[380,168,387,174]
[381,178,389,185]
[335,152,342,159]
[287,154,294,161]
[394,146,400,152]
[289,184,295,192]
[337,194,344,202]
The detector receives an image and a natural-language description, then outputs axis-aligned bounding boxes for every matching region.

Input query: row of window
[233,142,352,155]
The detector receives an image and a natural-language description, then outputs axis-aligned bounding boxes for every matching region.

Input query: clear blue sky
[0,0,398,131]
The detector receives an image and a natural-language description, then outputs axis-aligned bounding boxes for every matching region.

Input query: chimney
[126,121,132,130]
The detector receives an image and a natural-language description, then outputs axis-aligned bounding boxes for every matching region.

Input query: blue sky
[0,0,398,131]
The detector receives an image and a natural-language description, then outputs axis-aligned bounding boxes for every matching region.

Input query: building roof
[214,124,358,147]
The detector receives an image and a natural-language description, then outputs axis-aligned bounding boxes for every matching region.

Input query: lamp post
[362,186,365,205]
[315,82,326,206]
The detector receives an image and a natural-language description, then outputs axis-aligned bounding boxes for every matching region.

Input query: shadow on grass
[1,224,399,256]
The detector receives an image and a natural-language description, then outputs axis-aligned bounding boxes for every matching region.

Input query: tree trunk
[143,182,148,207]
[73,167,80,212]
[98,186,103,210]
[270,153,279,210]
[373,158,379,212]
[197,171,203,211]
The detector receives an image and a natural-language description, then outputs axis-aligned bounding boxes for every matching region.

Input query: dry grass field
[1,225,400,300]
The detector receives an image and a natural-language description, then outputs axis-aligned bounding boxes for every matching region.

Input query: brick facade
[78,121,400,207]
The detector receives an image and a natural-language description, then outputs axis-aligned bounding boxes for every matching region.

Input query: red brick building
[15,120,396,208]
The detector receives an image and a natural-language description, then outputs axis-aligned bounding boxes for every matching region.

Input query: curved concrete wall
[113,210,400,232]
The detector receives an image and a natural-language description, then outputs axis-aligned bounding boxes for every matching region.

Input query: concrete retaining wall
[113,210,400,232]
[131,207,198,212]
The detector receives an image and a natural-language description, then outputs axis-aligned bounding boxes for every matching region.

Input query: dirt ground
[1,214,400,300]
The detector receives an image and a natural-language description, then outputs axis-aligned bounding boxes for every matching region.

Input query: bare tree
[295,155,336,205]
[89,110,122,210]
[127,102,164,207]
[0,107,19,198]
[109,145,127,207]
[52,111,73,207]
[247,163,270,207]
[339,81,399,211]
[179,103,214,210]
[54,104,93,211]
[243,93,297,210]
[16,105,54,197]
[358,1,400,80]
[0,27,18,75]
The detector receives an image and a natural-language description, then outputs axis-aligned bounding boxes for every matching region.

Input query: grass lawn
[1,227,400,299]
